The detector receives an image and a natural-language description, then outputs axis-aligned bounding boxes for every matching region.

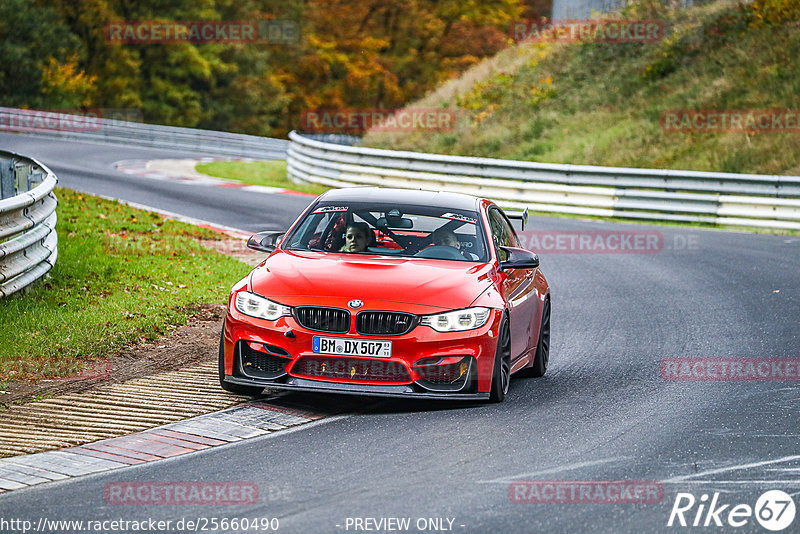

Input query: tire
[489,317,511,403]
[521,298,550,378]
[218,322,265,397]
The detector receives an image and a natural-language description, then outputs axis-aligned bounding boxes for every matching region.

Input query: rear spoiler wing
[506,209,528,232]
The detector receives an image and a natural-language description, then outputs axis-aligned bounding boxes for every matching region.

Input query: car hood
[249,250,495,312]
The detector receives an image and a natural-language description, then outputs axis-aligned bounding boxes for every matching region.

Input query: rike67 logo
[668,490,796,531]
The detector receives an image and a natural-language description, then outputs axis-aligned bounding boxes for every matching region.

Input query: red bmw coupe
[219,187,550,402]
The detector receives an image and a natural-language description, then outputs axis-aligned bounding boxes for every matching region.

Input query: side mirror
[499,246,539,271]
[247,231,285,253]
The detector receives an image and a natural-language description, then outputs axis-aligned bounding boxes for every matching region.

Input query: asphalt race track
[1,133,799,533]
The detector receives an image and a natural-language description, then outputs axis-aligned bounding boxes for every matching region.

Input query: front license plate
[313,336,392,358]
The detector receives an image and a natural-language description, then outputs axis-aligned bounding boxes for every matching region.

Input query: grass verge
[0,188,250,387]
[196,159,329,196]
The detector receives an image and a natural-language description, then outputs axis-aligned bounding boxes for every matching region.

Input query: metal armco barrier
[0,151,58,298]
[0,107,288,160]
[287,131,800,230]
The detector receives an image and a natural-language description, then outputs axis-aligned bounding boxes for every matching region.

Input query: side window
[288,212,325,248]
[323,213,347,250]
[289,211,345,250]
[488,208,518,261]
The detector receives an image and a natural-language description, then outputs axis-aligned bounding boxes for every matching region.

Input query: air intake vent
[356,311,416,336]
[294,306,350,333]
[238,341,290,379]
[292,356,411,382]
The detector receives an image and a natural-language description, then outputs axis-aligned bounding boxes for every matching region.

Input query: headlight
[235,291,292,321]
[419,307,491,332]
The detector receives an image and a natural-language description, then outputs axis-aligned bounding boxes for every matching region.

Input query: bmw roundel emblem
[348,300,363,309]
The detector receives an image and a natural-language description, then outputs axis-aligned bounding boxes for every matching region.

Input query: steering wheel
[414,245,465,260]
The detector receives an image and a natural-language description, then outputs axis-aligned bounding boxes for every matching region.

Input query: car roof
[317,187,483,212]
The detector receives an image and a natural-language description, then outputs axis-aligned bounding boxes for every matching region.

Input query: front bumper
[222,300,502,399]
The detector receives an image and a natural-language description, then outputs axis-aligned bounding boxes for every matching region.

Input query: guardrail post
[27,170,44,190]
[0,158,15,200]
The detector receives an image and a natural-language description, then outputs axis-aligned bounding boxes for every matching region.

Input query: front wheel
[218,322,265,396]
[489,317,511,403]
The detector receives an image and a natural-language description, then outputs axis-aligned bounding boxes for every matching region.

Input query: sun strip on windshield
[312,205,348,213]
[441,212,477,224]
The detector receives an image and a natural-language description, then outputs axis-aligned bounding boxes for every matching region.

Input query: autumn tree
[2,0,529,136]
[0,0,88,108]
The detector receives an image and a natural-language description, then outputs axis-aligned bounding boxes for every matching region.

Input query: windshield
[283,201,489,262]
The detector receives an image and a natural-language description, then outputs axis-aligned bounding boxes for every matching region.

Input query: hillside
[361,0,800,176]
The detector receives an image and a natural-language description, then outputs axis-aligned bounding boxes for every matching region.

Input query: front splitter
[224,376,490,401]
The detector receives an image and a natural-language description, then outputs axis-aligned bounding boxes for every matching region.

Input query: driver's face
[345,229,368,252]
[442,235,459,248]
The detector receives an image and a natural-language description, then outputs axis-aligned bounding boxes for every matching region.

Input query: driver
[431,228,461,250]
[431,228,478,260]
[340,222,373,253]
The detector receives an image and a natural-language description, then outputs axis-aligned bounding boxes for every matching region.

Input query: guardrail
[0,107,288,160]
[0,151,58,298]
[287,131,800,230]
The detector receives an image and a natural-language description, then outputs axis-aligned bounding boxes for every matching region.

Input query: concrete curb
[0,386,360,493]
